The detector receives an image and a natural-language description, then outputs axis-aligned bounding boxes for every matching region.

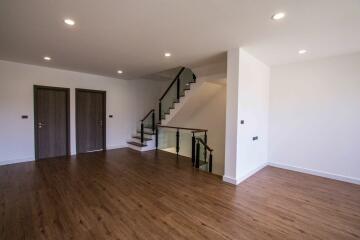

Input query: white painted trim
[237,162,268,184]
[0,156,34,166]
[107,144,128,150]
[223,162,268,185]
[269,162,360,185]
[0,145,127,167]
[223,176,241,185]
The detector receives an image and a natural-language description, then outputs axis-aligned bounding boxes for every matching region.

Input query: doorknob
[38,122,46,128]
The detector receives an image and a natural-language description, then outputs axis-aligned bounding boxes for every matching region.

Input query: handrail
[157,124,207,133]
[197,138,213,152]
[155,124,213,173]
[141,109,154,121]
[159,67,186,101]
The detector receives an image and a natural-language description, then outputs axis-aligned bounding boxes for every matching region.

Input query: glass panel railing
[197,142,209,172]
[178,131,192,158]
[158,128,193,158]
[179,68,195,98]
[158,127,177,154]
[195,132,206,143]
[142,111,154,131]
[159,67,196,122]
[155,126,213,173]
[160,83,177,120]
[195,132,207,160]
[194,137,213,173]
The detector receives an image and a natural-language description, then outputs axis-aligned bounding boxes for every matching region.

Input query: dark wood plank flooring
[0,148,359,239]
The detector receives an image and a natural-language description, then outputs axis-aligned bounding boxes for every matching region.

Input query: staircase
[126,127,156,151]
[126,67,214,173]
[127,67,196,151]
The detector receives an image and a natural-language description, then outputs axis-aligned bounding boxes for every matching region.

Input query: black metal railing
[158,67,196,122]
[134,67,208,172]
[155,125,213,173]
[140,109,155,144]
[195,137,213,173]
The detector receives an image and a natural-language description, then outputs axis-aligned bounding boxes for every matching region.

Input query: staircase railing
[195,137,213,173]
[158,67,197,122]
[156,125,213,173]
[140,109,155,144]
[134,67,212,171]
[136,67,196,147]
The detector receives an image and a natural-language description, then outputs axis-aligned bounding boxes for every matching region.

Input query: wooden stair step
[132,136,152,141]
[127,141,147,147]
[136,130,154,135]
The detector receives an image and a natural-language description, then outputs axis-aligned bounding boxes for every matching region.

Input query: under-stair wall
[167,80,226,175]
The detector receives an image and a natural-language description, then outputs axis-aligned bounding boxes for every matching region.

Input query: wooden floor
[1,149,359,240]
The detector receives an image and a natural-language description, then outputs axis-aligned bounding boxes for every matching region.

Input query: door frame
[33,85,71,160]
[75,88,107,154]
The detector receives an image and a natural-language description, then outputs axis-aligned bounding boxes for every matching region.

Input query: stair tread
[127,141,147,147]
[159,81,196,120]
[132,136,152,141]
[136,130,154,135]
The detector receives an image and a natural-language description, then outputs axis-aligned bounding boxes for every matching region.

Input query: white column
[223,48,242,184]
[223,48,270,185]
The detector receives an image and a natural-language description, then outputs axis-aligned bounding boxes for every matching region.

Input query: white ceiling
[0,0,359,79]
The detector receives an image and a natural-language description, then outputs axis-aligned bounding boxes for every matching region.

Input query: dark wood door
[76,89,106,153]
[34,86,70,159]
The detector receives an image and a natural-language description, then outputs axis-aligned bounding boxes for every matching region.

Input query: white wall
[224,48,269,184]
[0,60,159,165]
[224,48,241,183]
[237,49,269,180]
[269,53,360,183]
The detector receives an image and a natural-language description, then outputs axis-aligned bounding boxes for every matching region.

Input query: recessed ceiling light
[271,12,286,20]
[164,53,171,57]
[298,49,307,55]
[117,70,123,74]
[43,56,52,61]
[64,18,75,26]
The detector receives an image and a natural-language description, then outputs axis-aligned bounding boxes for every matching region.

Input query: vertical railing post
[158,101,162,122]
[141,121,144,144]
[195,140,200,168]
[204,131,208,160]
[176,77,180,100]
[151,111,155,133]
[191,132,195,166]
[155,125,158,150]
[209,151,213,173]
[176,129,180,156]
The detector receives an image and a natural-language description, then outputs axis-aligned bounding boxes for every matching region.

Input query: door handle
[38,122,46,128]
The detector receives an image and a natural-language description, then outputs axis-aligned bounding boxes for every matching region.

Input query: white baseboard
[0,145,127,167]
[223,176,241,185]
[0,156,34,166]
[269,162,360,185]
[223,162,268,185]
[107,144,127,150]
